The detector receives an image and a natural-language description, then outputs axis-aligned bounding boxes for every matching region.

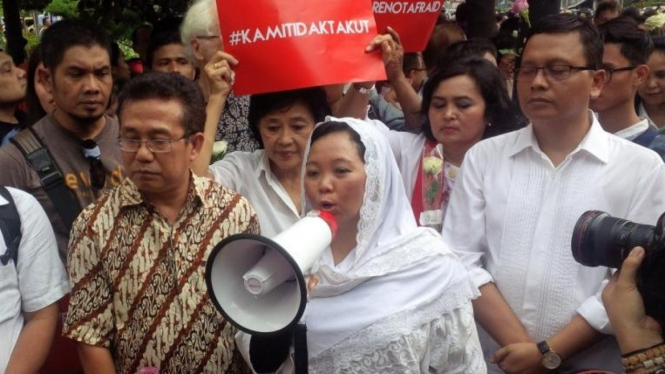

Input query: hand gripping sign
[216,0,386,95]
[373,0,444,53]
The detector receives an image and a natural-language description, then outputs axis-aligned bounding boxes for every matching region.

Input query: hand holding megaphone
[205,211,337,336]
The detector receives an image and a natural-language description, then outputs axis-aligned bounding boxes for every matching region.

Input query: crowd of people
[1,0,665,373]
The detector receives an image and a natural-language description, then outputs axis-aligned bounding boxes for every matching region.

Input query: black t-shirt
[0,112,25,143]
[0,120,17,141]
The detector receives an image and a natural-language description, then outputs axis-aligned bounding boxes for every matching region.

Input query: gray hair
[180,0,219,66]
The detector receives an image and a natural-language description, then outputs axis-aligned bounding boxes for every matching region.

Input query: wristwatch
[537,340,562,370]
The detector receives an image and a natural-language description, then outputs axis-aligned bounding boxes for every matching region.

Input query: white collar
[614,118,651,141]
[509,111,609,164]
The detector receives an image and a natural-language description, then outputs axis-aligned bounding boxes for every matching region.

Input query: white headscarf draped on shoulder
[302,117,480,368]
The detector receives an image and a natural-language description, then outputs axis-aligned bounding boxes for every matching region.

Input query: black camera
[572,211,665,327]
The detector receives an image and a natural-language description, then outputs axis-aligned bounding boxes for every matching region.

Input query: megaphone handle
[293,323,309,374]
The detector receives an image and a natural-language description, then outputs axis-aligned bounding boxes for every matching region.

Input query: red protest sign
[373,0,444,53]
[216,0,386,95]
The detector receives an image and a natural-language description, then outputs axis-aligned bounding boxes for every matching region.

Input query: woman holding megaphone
[234,118,485,373]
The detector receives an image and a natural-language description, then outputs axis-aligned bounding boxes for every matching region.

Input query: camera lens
[572,211,656,268]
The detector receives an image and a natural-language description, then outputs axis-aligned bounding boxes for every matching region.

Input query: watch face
[542,352,562,369]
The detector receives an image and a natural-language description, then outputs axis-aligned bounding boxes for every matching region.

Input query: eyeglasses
[603,66,637,83]
[118,135,188,153]
[515,64,595,82]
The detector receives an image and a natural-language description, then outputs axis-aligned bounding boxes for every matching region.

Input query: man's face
[0,51,27,105]
[151,43,196,80]
[591,43,644,113]
[517,32,604,127]
[46,45,113,126]
[120,98,203,197]
[594,9,619,26]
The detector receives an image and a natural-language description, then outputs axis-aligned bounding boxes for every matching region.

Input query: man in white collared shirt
[443,14,665,374]
[590,16,665,161]
[0,187,69,373]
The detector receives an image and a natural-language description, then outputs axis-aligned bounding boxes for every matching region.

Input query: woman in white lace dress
[239,117,486,374]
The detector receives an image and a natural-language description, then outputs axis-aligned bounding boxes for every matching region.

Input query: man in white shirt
[0,187,69,373]
[443,14,665,374]
[590,16,665,161]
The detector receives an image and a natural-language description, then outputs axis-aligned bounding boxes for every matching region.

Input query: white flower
[210,141,228,164]
[423,157,443,175]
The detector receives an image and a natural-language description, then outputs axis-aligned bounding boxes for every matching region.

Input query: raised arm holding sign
[373,0,444,52]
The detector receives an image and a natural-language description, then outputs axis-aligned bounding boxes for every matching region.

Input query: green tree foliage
[45,0,80,18]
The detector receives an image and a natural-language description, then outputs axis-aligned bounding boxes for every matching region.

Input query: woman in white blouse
[240,117,486,374]
[373,55,524,230]
[194,87,330,237]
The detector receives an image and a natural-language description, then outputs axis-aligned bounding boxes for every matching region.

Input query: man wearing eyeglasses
[63,72,259,374]
[590,17,665,161]
[443,14,665,374]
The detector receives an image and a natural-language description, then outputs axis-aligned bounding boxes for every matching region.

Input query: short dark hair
[403,53,425,75]
[131,24,152,45]
[599,17,653,65]
[621,6,643,23]
[147,31,185,69]
[525,13,603,68]
[41,19,112,71]
[442,38,498,65]
[310,121,366,161]
[248,87,331,149]
[421,56,525,142]
[25,46,47,126]
[652,36,665,54]
[111,42,122,67]
[117,72,205,135]
[595,0,621,19]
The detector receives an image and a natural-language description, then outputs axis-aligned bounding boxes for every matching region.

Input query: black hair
[117,72,205,135]
[525,13,603,68]
[621,6,644,23]
[41,19,112,71]
[403,53,425,75]
[111,42,122,68]
[248,87,331,149]
[421,56,525,142]
[652,36,665,54]
[599,17,653,65]
[442,38,498,65]
[131,24,153,45]
[309,121,366,161]
[25,46,47,126]
[146,31,186,69]
[595,0,621,19]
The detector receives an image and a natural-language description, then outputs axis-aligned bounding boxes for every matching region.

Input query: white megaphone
[205,210,337,335]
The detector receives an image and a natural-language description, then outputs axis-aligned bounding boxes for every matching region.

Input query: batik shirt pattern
[64,175,258,374]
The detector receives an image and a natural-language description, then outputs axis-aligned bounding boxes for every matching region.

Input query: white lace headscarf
[300,117,479,361]
[303,116,456,297]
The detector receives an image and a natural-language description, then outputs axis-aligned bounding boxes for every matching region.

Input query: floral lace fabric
[309,297,486,374]
[215,91,260,153]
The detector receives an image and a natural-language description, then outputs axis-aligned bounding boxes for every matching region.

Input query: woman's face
[427,74,487,151]
[259,101,316,174]
[638,51,665,106]
[305,131,367,229]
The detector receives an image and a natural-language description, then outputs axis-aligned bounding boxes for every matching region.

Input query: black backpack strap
[10,128,81,230]
[633,129,659,148]
[0,186,22,266]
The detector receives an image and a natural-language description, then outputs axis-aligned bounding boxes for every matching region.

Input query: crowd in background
[1,0,665,373]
